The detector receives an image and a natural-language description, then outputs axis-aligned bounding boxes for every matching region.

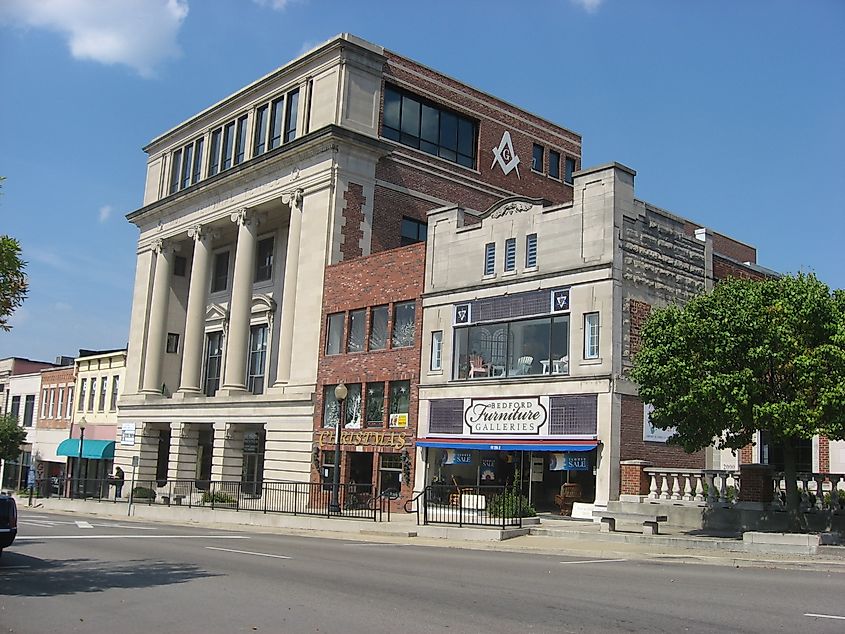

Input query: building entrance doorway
[347,453,373,509]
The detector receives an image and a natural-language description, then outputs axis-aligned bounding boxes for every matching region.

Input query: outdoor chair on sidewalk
[555,483,582,516]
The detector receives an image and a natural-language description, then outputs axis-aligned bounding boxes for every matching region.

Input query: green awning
[56,439,115,460]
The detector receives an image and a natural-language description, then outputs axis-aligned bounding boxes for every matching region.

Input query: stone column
[178,225,212,394]
[141,239,174,394]
[167,422,198,481]
[222,208,257,391]
[210,422,243,481]
[274,189,304,386]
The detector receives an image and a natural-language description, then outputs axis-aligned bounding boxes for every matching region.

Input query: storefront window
[347,309,366,353]
[388,380,410,428]
[369,306,389,350]
[365,382,384,428]
[453,315,570,380]
[323,383,362,429]
[379,453,402,496]
[392,301,416,348]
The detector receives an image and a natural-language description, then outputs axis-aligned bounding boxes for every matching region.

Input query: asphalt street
[1,510,844,633]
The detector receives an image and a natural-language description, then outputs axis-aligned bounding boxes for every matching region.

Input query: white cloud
[253,0,293,10]
[0,0,189,78]
[571,0,604,13]
[98,204,113,223]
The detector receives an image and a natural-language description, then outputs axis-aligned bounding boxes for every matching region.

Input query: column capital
[281,188,304,209]
[230,207,253,227]
[151,238,180,256]
[187,224,215,243]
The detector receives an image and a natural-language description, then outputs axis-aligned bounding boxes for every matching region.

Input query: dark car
[0,495,17,556]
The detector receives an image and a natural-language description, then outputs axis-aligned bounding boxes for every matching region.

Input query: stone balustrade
[643,468,740,506]
[773,472,845,512]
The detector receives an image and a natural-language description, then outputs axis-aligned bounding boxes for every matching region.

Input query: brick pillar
[739,443,754,465]
[620,460,652,497]
[819,436,830,473]
[738,464,773,504]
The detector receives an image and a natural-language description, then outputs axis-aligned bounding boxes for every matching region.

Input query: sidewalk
[18,496,845,572]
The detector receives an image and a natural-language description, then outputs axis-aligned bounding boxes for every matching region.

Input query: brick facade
[819,435,830,473]
[713,254,766,282]
[620,395,705,468]
[620,460,652,496]
[341,182,365,260]
[312,243,426,510]
[36,366,74,430]
[628,300,652,359]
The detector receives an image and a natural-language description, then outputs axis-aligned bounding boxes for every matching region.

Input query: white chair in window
[516,355,533,375]
[469,354,489,378]
[552,356,569,375]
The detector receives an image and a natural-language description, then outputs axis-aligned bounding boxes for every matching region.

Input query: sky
[0,0,843,362]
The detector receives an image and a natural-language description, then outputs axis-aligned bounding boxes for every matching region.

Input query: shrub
[132,486,156,500]
[201,490,236,505]
[489,469,536,518]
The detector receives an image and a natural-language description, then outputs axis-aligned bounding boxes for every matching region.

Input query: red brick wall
[739,443,754,464]
[620,461,652,496]
[37,366,74,430]
[312,243,426,510]
[620,395,705,468]
[369,53,582,256]
[819,435,830,473]
[629,300,652,358]
[714,255,767,283]
[341,182,365,260]
[681,222,757,264]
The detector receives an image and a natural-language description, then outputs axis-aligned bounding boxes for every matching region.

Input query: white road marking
[19,520,60,528]
[75,521,94,529]
[16,534,249,540]
[205,546,291,560]
[559,558,628,565]
[805,613,845,621]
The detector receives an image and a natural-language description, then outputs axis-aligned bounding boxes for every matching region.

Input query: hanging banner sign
[442,449,473,465]
[464,398,547,435]
[549,452,590,471]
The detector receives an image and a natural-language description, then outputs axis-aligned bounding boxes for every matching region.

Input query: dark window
[166,333,180,354]
[369,306,388,350]
[110,375,119,411]
[156,428,171,485]
[400,217,427,246]
[254,104,269,156]
[525,234,537,269]
[269,96,285,150]
[323,383,362,429]
[204,332,223,396]
[429,399,463,434]
[255,236,274,283]
[247,324,268,394]
[173,255,187,277]
[10,395,20,421]
[532,144,544,172]
[388,380,410,428]
[284,88,299,143]
[234,115,248,166]
[221,121,236,170]
[348,309,366,353]
[326,313,345,355]
[23,395,35,427]
[392,301,416,348]
[169,149,182,194]
[191,137,204,184]
[382,85,478,168]
[379,453,402,496]
[180,142,193,190]
[565,157,576,184]
[761,432,813,472]
[484,242,496,276]
[504,238,517,272]
[365,382,384,428]
[549,150,560,179]
[211,251,229,293]
[208,129,222,176]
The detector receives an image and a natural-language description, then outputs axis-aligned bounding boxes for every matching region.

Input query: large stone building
[116,33,582,490]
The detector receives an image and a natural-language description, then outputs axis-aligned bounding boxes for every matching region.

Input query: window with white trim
[504,238,516,272]
[525,234,537,269]
[483,242,495,276]
[584,312,600,359]
[430,331,443,371]
[247,324,268,395]
[204,332,224,397]
[78,378,87,412]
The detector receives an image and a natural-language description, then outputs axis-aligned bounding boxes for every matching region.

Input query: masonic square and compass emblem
[491,130,520,177]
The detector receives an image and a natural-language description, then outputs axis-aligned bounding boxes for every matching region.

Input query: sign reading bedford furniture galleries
[464,398,547,435]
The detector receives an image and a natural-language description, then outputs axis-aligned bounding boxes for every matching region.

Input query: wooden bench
[592,510,668,535]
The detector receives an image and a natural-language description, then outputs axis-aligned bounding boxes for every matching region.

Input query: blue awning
[417,440,597,452]
[56,439,115,460]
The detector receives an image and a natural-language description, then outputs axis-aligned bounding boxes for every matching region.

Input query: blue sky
[1,0,843,361]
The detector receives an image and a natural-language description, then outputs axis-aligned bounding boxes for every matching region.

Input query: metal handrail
[403,488,427,525]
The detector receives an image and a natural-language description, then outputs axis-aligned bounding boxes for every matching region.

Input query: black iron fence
[405,484,526,528]
[32,478,391,522]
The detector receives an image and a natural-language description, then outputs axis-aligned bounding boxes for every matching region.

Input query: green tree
[0,413,26,463]
[0,179,29,331]
[631,273,845,530]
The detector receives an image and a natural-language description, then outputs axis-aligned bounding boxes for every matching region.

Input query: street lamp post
[329,382,347,513]
[76,417,87,499]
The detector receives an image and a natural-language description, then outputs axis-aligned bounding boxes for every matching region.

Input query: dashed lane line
[559,558,628,565]
[205,546,291,560]
[804,613,845,621]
